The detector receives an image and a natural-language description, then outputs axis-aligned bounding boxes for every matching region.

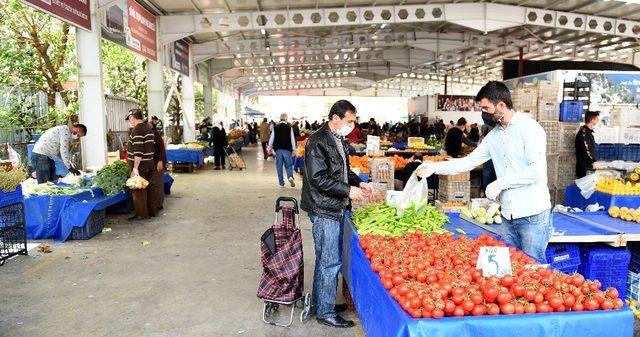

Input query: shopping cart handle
[276,197,299,213]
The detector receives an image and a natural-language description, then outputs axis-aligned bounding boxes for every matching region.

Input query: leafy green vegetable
[29,183,88,196]
[352,198,449,236]
[92,160,130,195]
[0,166,27,192]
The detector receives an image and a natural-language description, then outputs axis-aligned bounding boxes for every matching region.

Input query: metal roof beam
[160,3,640,44]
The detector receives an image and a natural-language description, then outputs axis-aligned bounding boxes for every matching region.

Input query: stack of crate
[369,157,395,191]
[539,120,580,206]
[511,85,538,115]
[437,172,471,204]
[511,81,560,120]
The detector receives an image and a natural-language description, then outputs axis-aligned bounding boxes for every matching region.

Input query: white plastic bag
[7,144,20,167]
[396,173,429,214]
[575,173,596,199]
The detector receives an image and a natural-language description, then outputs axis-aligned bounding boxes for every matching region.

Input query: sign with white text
[100,0,157,61]
[476,246,512,277]
[24,0,91,31]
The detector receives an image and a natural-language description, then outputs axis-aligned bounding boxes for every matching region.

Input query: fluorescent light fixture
[380,23,388,29]
[260,29,266,35]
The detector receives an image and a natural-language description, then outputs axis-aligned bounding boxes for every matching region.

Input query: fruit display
[423,154,448,162]
[391,155,409,170]
[426,138,443,150]
[629,167,640,182]
[228,129,246,141]
[359,231,623,319]
[380,140,393,148]
[92,160,130,196]
[349,155,371,174]
[608,206,640,223]
[126,176,149,189]
[460,207,502,225]
[409,143,435,150]
[628,299,640,319]
[596,178,640,195]
[184,142,207,150]
[352,198,449,236]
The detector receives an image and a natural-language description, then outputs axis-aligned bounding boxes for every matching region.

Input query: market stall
[342,212,634,337]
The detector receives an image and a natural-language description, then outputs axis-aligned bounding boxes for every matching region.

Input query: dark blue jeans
[501,210,553,263]
[310,213,343,320]
[275,149,294,186]
[31,153,56,184]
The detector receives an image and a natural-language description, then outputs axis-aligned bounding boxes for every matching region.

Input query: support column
[76,1,107,169]
[147,30,164,124]
[203,62,214,118]
[182,45,196,142]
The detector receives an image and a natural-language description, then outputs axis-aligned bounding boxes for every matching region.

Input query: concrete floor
[0,145,362,337]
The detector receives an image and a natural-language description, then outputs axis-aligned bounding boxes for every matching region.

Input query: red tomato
[514,303,525,314]
[444,300,456,313]
[483,287,499,303]
[410,297,422,309]
[496,291,513,305]
[432,309,445,319]
[548,296,563,309]
[563,294,576,307]
[453,306,466,317]
[571,274,585,287]
[406,290,418,299]
[398,285,409,296]
[533,293,544,304]
[614,298,624,309]
[486,303,500,315]
[422,310,432,318]
[416,273,427,283]
[524,289,537,301]
[461,300,475,312]
[500,275,515,287]
[583,298,599,311]
[571,302,584,312]
[605,287,619,300]
[511,284,526,297]
[601,299,614,310]
[470,292,483,305]
[392,274,404,286]
[536,303,550,313]
[452,294,465,305]
[500,303,516,315]
[383,279,394,290]
[471,305,486,316]
[524,303,537,314]
[410,308,422,318]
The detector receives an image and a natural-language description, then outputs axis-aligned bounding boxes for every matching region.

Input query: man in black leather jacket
[301,100,372,328]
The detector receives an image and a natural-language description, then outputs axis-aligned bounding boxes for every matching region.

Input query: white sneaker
[288,177,295,187]
[279,185,285,189]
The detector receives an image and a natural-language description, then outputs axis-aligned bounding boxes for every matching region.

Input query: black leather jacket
[301,124,362,220]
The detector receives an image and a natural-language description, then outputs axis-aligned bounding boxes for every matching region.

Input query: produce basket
[620,144,640,162]
[69,209,105,240]
[596,144,622,161]
[559,100,584,122]
[0,202,27,266]
[0,185,23,208]
[546,243,581,274]
[579,244,630,299]
[627,270,640,301]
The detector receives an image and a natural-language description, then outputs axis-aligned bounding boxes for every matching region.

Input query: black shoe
[334,303,348,313]
[149,213,157,218]
[317,315,354,328]
[127,215,148,221]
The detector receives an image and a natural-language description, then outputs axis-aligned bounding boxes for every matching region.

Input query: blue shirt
[431,112,551,219]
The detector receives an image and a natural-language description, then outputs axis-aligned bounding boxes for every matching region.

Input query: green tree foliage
[101,39,148,109]
[0,0,77,123]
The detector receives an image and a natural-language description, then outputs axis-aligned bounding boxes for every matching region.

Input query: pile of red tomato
[359,231,624,319]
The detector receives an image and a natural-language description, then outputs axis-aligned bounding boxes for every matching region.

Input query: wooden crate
[547,153,558,188]
[438,180,471,203]
[438,172,470,182]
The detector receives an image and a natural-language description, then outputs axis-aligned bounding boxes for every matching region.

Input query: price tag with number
[476,246,512,277]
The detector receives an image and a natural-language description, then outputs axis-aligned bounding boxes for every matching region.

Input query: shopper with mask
[300,99,373,328]
[268,113,297,188]
[575,111,599,178]
[32,124,86,183]
[416,81,551,262]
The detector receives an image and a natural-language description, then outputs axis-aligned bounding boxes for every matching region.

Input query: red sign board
[24,0,92,31]
[101,0,157,61]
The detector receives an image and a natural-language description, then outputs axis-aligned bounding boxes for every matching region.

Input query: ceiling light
[260,28,266,35]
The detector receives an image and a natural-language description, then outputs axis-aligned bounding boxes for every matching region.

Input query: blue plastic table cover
[565,184,597,209]
[27,144,69,177]
[572,211,640,235]
[342,214,634,337]
[25,187,127,241]
[204,148,214,157]
[165,149,204,165]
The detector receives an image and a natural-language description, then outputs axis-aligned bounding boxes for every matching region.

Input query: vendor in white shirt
[417,81,552,262]
[32,124,86,183]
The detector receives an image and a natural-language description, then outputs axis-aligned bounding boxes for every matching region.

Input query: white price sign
[476,246,512,277]
[366,135,380,152]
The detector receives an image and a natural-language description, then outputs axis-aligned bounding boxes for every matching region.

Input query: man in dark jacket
[444,117,477,158]
[210,121,227,170]
[301,100,372,328]
[268,113,297,187]
[575,111,599,178]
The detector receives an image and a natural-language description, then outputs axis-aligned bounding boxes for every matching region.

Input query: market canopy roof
[131,0,640,97]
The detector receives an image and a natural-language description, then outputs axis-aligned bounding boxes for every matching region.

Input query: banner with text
[166,40,190,76]
[25,0,91,31]
[100,0,157,61]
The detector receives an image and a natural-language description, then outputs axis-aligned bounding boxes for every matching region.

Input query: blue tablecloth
[166,149,204,165]
[25,187,128,241]
[342,214,634,337]
[565,184,640,210]
[204,148,214,157]
[27,144,69,177]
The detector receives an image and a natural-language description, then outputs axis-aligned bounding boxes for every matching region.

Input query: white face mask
[336,118,354,137]
[71,134,79,140]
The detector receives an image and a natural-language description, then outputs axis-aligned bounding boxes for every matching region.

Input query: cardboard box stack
[438,173,471,204]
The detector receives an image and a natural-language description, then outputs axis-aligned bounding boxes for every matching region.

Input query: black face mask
[481,112,497,128]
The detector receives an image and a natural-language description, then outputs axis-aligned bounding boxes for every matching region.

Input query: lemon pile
[608,206,640,223]
[596,178,640,195]
[627,300,640,319]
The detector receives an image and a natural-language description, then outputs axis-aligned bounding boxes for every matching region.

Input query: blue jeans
[501,210,553,263]
[275,149,294,186]
[310,213,343,320]
[31,153,56,184]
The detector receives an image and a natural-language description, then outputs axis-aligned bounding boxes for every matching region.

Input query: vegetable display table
[165,149,204,166]
[342,214,634,337]
[25,188,128,241]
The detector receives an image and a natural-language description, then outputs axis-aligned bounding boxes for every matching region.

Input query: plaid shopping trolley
[258,197,309,327]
